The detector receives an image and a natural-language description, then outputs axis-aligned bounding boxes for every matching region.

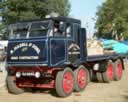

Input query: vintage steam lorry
[6,17,126,97]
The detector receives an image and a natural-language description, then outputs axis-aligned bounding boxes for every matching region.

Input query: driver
[54,27,61,36]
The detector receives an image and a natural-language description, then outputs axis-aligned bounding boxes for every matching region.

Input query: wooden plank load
[87,39,115,56]
[87,39,104,56]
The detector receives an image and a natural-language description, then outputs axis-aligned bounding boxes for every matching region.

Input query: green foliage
[96,0,128,39]
[47,0,70,16]
[0,0,71,39]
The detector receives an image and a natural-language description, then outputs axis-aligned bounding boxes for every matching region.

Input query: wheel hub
[63,72,73,94]
[77,69,86,88]
[107,64,114,80]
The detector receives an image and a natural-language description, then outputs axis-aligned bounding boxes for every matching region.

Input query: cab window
[66,23,72,38]
[53,21,66,37]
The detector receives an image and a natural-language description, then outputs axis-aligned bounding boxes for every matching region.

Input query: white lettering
[32,44,40,54]
[11,56,18,60]
[68,52,80,55]
[14,43,28,51]
[19,56,39,60]
[10,56,39,60]
[10,43,41,55]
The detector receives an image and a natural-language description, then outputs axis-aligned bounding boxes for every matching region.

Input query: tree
[96,0,128,40]
[0,0,71,39]
[47,0,70,16]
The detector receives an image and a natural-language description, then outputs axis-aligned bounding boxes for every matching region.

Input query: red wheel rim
[117,63,123,78]
[63,72,74,94]
[107,64,114,80]
[77,69,86,88]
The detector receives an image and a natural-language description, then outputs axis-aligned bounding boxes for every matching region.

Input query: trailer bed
[87,53,127,62]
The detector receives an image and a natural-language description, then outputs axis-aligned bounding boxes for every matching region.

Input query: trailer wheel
[74,65,88,92]
[55,68,74,97]
[102,60,114,83]
[87,69,93,82]
[6,75,24,94]
[114,59,123,81]
[96,72,103,82]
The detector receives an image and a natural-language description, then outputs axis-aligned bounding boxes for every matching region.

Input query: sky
[70,0,104,38]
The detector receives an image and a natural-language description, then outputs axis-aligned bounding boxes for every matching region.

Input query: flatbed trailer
[6,17,128,97]
[87,54,126,62]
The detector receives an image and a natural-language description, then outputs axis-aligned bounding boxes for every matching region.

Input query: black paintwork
[87,54,121,62]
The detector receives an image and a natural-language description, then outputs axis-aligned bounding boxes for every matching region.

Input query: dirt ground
[0,63,128,102]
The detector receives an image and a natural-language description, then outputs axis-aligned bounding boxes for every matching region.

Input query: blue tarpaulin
[103,40,128,54]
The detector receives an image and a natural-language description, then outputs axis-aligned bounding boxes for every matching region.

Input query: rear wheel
[96,72,103,82]
[88,69,93,82]
[55,68,74,97]
[74,65,89,92]
[6,75,24,94]
[114,59,123,81]
[102,60,114,83]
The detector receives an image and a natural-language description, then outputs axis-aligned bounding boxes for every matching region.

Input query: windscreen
[9,21,50,39]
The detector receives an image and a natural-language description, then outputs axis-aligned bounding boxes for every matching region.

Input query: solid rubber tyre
[96,72,103,82]
[102,60,114,83]
[6,75,24,94]
[88,69,93,82]
[74,65,89,92]
[55,68,74,97]
[113,59,123,81]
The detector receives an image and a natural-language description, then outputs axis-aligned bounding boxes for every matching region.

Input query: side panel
[80,28,87,61]
[67,24,86,65]
[50,38,67,66]
[67,40,80,64]
[7,39,48,65]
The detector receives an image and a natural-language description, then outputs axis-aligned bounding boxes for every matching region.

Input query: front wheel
[55,68,74,97]
[6,75,24,94]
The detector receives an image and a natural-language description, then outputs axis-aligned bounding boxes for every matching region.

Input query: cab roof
[12,16,81,25]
